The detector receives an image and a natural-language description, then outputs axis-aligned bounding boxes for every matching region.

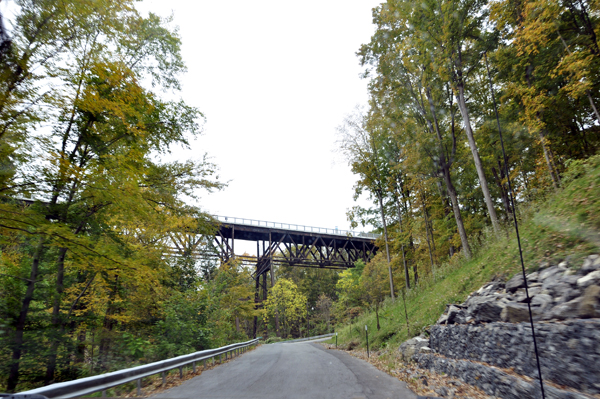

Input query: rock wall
[413,353,591,399]
[428,319,600,394]
[408,254,600,398]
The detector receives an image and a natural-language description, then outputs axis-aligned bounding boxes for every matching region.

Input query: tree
[360,255,390,331]
[337,107,396,299]
[264,278,307,338]
[315,294,332,333]
[0,1,223,390]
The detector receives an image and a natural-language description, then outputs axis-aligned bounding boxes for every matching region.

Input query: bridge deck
[218,221,377,246]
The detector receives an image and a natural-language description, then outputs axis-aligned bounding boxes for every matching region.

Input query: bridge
[168,216,380,338]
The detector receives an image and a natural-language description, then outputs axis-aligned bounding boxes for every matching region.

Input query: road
[152,341,418,399]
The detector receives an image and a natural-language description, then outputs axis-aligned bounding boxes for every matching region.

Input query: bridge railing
[18,338,259,399]
[215,216,381,239]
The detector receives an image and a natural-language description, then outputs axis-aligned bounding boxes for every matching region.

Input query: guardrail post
[102,390,107,397]
[203,359,206,369]
[137,378,141,396]
[365,325,369,358]
[193,361,196,373]
[162,371,166,386]
[179,366,183,379]
[220,353,222,363]
[212,356,215,366]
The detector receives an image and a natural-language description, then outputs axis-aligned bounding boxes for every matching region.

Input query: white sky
[138,1,381,234]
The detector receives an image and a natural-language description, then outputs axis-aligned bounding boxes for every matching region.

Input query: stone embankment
[400,254,600,399]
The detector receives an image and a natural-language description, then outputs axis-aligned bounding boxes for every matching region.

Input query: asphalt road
[152,342,418,399]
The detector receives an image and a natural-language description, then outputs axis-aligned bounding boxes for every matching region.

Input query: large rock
[577,270,600,288]
[578,285,600,318]
[501,303,534,323]
[539,266,561,280]
[541,277,571,298]
[525,271,540,282]
[399,336,430,360]
[580,254,600,274]
[530,293,553,310]
[555,287,581,304]
[470,297,506,322]
[505,273,526,293]
[447,305,467,324]
[550,297,583,320]
[436,312,449,325]
[513,287,542,302]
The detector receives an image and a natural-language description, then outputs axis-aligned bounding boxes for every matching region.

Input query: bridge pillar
[253,275,259,339]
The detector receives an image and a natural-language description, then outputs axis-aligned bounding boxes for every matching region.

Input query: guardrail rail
[274,333,335,344]
[18,338,259,399]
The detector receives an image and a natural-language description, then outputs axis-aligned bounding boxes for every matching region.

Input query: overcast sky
[139,0,381,234]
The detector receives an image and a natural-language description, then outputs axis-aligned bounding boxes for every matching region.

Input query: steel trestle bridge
[168,216,380,338]
[215,216,379,338]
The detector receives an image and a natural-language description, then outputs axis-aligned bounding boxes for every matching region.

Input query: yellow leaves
[265,278,307,323]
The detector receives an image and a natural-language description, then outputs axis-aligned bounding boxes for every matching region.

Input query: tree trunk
[422,200,435,277]
[375,303,380,331]
[491,163,512,222]
[7,239,44,392]
[270,268,280,337]
[426,87,471,258]
[45,247,68,384]
[395,194,410,289]
[377,191,395,300]
[98,275,118,371]
[538,129,560,188]
[443,170,471,258]
[455,83,500,233]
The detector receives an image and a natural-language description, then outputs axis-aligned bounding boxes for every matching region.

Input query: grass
[335,155,600,351]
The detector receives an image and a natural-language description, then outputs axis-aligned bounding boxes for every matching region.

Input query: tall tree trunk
[7,239,44,392]
[538,129,560,188]
[422,199,435,277]
[491,163,512,222]
[270,268,280,337]
[426,87,471,258]
[394,194,410,289]
[443,170,471,258]
[376,191,395,300]
[98,275,118,371]
[455,83,500,233]
[45,247,68,384]
[375,302,380,331]
[401,188,418,285]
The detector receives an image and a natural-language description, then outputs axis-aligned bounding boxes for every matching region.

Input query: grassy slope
[332,155,600,350]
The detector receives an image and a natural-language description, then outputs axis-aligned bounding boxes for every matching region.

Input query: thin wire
[484,52,546,399]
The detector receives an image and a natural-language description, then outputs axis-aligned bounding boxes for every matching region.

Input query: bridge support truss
[214,223,378,338]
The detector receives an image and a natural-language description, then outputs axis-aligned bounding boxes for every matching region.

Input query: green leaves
[265,278,307,338]
[0,1,225,389]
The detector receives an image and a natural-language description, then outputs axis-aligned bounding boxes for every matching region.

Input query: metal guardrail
[215,216,381,239]
[18,338,259,399]
[274,333,336,344]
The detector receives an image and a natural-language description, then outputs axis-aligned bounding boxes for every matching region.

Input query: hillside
[333,155,600,350]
